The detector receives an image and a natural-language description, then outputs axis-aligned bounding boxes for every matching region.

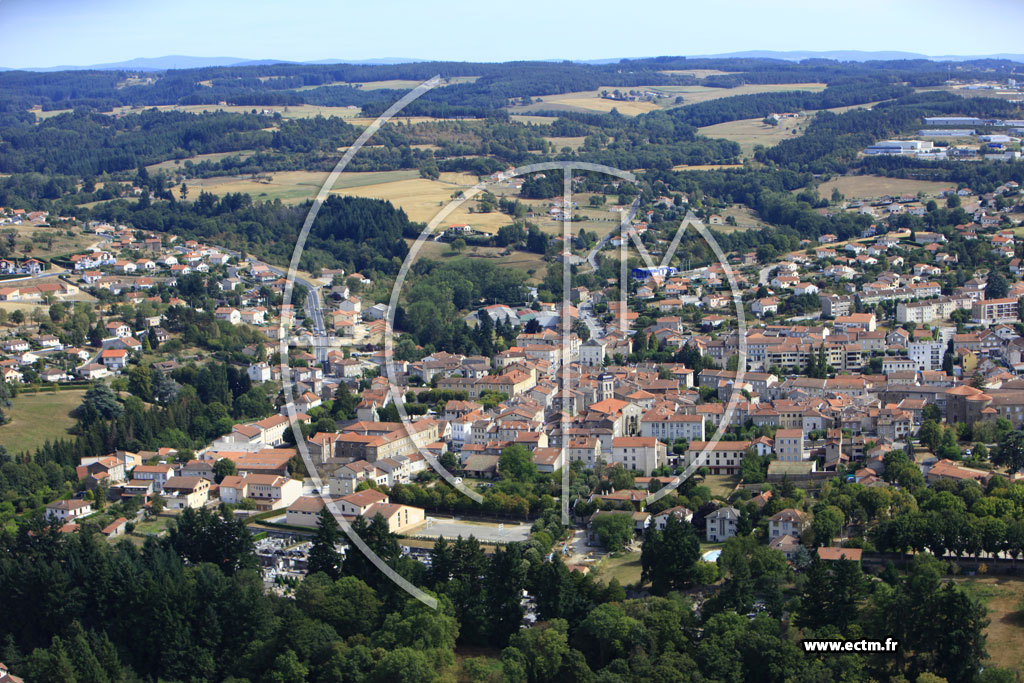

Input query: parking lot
[414,517,531,543]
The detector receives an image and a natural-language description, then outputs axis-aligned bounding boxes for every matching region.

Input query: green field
[958,576,1024,672]
[3,224,98,258]
[703,474,740,498]
[408,242,548,283]
[0,388,86,455]
[146,149,256,173]
[814,175,955,201]
[183,169,423,204]
[594,550,643,586]
[510,82,828,117]
[699,116,805,157]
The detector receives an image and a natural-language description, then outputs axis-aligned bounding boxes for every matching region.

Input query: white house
[705,506,740,542]
[45,499,93,522]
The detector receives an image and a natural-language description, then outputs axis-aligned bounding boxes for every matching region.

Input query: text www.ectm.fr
[803,639,899,653]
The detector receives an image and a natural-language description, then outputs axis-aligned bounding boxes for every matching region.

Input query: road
[580,303,604,341]
[758,263,774,286]
[217,247,330,362]
[586,196,640,272]
[260,263,330,362]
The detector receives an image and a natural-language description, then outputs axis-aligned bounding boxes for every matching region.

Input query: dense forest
[3,56,1023,115]
[88,192,418,274]
[0,500,1001,682]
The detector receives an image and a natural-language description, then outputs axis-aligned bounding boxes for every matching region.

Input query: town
[1,39,1024,682]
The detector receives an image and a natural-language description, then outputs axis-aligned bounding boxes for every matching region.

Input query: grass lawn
[594,550,643,586]
[131,515,175,537]
[813,175,954,202]
[146,149,256,173]
[101,103,365,120]
[294,76,479,92]
[511,89,663,116]
[702,474,740,499]
[699,116,805,157]
[510,114,558,125]
[716,206,764,232]
[545,135,588,151]
[658,69,735,78]
[3,224,97,258]
[957,576,1024,672]
[406,242,549,283]
[184,170,330,203]
[511,82,828,117]
[454,646,503,681]
[671,163,744,172]
[0,388,87,455]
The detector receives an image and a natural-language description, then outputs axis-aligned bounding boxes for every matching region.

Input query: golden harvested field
[295,76,479,91]
[183,169,428,204]
[957,577,1024,672]
[669,82,828,106]
[918,85,1024,102]
[659,69,735,78]
[406,232,549,283]
[717,206,765,232]
[814,175,955,201]
[697,100,887,158]
[699,116,805,156]
[328,171,482,222]
[510,114,558,125]
[346,116,469,127]
[28,106,73,120]
[167,103,363,120]
[509,87,661,115]
[146,149,256,173]
[0,388,87,455]
[546,136,588,151]
[671,163,744,172]
[517,92,663,116]
[2,224,98,257]
[185,170,331,203]
[65,103,365,121]
[512,82,828,117]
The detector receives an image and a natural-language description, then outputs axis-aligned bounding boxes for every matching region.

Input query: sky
[2,0,1024,69]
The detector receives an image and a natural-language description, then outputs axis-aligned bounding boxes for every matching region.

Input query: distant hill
[3,51,1023,72]
[691,50,1024,63]
[0,55,426,72]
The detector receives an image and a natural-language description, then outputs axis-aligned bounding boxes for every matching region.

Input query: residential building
[45,499,93,522]
[768,508,807,538]
[705,506,740,542]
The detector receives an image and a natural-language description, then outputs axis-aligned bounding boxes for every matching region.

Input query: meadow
[958,576,1024,672]
[509,82,828,117]
[699,115,805,157]
[814,175,955,201]
[2,223,98,257]
[0,387,86,455]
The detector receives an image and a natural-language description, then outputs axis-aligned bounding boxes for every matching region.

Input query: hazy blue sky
[2,0,1023,68]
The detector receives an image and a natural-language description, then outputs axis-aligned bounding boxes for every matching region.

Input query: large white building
[610,436,667,475]
[682,440,753,476]
[580,338,607,367]
[908,340,945,371]
[972,297,1020,324]
[897,296,971,324]
[864,139,934,156]
[774,429,805,462]
[640,411,706,442]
